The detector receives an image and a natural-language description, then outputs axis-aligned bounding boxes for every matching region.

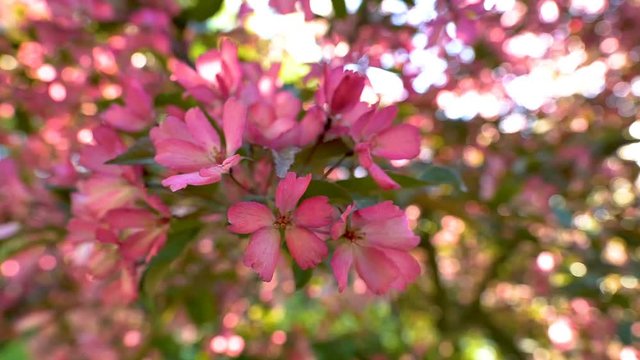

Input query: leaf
[418,165,467,192]
[293,266,313,290]
[140,218,201,298]
[331,0,348,18]
[0,233,56,263]
[106,137,156,165]
[0,340,29,360]
[303,180,352,205]
[294,138,351,173]
[181,0,224,22]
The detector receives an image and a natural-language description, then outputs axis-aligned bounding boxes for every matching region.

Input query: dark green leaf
[331,0,348,18]
[293,266,313,290]
[106,137,156,165]
[418,165,467,192]
[181,0,224,22]
[304,180,352,205]
[140,218,201,298]
[0,340,30,360]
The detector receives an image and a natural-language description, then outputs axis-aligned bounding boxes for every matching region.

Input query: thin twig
[322,151,353,179]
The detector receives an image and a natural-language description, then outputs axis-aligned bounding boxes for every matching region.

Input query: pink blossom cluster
[59,37,423,297]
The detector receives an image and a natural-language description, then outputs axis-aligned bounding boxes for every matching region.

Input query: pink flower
[227,172,333,281]
[316,66,366,116]
[269,0,313,21]
[101,79,154,132]
[349,105,421,189]
[330,201,421,294]
[150,98,247,191]
[168,38,241,103]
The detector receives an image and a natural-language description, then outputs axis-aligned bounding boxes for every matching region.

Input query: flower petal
[372,124,420,160]
[154,139,211,172]
[367,163,400,190]
[294,196,333,229]
[285,226,328,269]
[353,246,399,295]
[185,107,220,152]
[331,243,354,292]
[275,172,311,214]
[161,171,218,192]
[223,97,247,156]
[386,249,421,290]
[243,227,281,282]
[227,201,275,234]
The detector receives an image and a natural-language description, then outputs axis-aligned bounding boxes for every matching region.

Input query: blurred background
[1,0,640,359]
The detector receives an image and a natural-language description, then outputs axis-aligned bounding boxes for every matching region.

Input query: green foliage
[106,137,156,165]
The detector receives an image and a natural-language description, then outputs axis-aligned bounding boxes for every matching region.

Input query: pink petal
[227,201,275,234]
[352,105,397,140]
[275,172,311,214]
[367,163,400,190]
[330,244,354,292]
[161,171,219,192]
[353,246,399,295]
[372,124,421,160]
[331,204,354,240]
[195,48,223,84]
[103,208,156,230]
[353,201,402,222]
[154,139,211,172]
[102,104,146,132]
[295,106,324,147]
[360,216,420,250]
[243,227,281,282]
[169,58,210,90]
[124,80,153,118]
[294,196,333,229]
[285,226,328,269]
[330,70,365,114]
[222,97,247,156]
[274,91,301,119]
[185,107,221,152]
[301,0,313,20]
[386,249,421,290]
[219,38,241,94]
[150,116,191,144]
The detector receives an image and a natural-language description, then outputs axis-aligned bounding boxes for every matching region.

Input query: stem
[229,169,256,194]
[322,151,353,179]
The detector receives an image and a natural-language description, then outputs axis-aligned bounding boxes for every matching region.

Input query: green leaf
[418,165,467,192]
[294,138,351,173]
[304,180,352,205]
[331,0,348,18]
[106,137,156,165]
[0,233,55,263]
[0,340,30,360]
[293,266,313,290]
[181,0,224,22]
[140,218,201,299]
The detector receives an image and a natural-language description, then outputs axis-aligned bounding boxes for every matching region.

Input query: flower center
[273,214,292,229]
[207,147,226,164]
[344,229,363,243]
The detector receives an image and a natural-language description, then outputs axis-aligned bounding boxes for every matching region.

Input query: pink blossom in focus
[151,98,247,191]
[227,172,333,281]
[331,201,421,294]
[349,105,421,189]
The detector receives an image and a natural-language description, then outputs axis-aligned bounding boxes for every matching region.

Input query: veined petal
[285,226,328,269]
[294,196,333,229]
[372,124,421,160]
[386,249,421,290]
[353,246,399,295]
[275,172,311,214]
[243,227,281,282]
[223,97,247,156]
[161,171,219,192]
[227,201,275,234]
[331,244,354,292]
[185,107,221,152]
[154,139,211,172]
